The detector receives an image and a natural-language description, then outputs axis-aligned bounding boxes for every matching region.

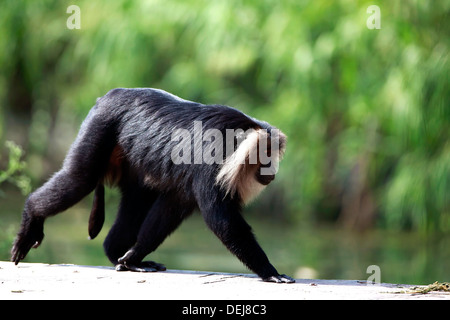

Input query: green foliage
[0,0,448,232]
[0,141,31,196]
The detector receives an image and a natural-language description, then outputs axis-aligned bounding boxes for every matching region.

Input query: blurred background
[0,0,448,285]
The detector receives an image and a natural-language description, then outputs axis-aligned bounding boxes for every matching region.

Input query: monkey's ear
[88,184,105,240]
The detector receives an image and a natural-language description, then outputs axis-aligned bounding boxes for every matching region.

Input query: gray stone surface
[0,261,448,300]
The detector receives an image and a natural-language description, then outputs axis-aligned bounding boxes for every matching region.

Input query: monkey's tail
[88,145,124,239]
[88,184,105,240]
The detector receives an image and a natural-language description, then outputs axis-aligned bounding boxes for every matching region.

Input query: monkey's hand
[11,215,45,265]
[263,274,295,284]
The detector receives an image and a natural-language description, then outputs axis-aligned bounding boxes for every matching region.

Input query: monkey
[11,88,294,283]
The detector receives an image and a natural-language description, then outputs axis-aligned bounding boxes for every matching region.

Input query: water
[1,192,448,285]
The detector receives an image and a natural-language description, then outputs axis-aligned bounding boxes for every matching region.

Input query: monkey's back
[94,88,266,196]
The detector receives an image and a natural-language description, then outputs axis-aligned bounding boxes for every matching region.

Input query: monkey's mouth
[256,173,275,185]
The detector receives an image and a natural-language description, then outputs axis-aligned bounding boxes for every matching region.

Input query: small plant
[0,141,31,196]
[407,282,450,294]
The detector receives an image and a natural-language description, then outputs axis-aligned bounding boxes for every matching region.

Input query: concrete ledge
[0,261,447,300]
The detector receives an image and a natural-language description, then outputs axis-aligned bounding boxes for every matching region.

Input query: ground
[0,261,448,300]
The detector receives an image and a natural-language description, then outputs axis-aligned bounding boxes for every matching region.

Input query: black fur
[11,88,294,283]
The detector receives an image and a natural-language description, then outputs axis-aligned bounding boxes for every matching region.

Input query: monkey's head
[216,127,286,204]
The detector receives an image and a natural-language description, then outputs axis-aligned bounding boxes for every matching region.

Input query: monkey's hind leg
[103,185,161,271]
[115,257,166,272]
[116,193,194,272]
[11,109,117,264]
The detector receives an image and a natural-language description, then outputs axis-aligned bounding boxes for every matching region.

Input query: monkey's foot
[11,216,45,265]
[115,261,166,272]
[263,274,295,283]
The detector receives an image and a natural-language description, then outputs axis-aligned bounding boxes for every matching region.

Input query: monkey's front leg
[201,200,295,283]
